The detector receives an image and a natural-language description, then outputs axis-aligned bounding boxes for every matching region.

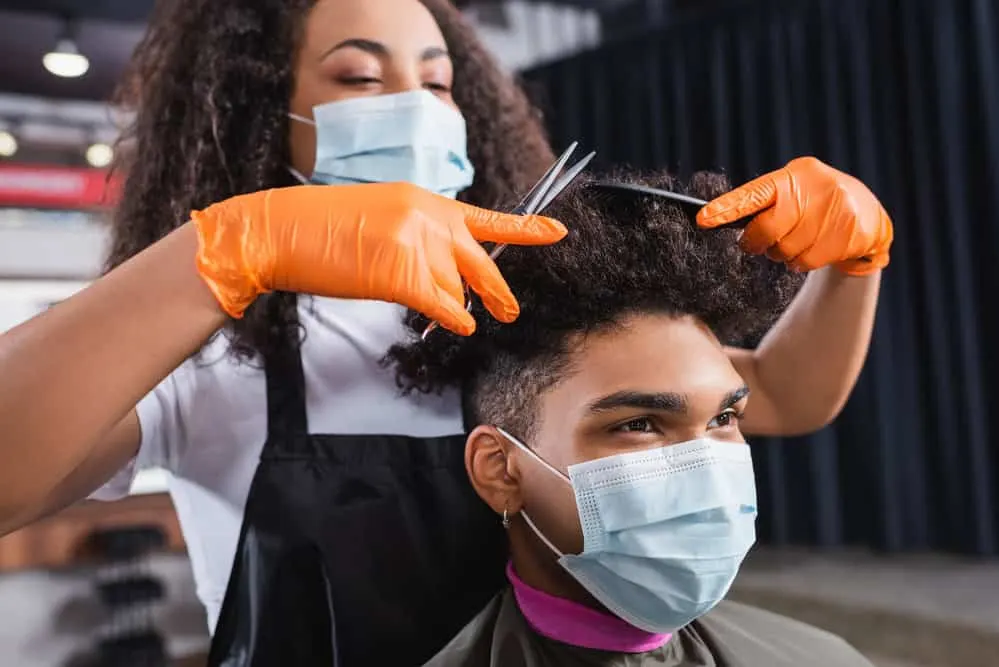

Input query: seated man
[387,170,873,667]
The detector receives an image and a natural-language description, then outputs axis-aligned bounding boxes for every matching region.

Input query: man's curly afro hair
[386,169,805,441]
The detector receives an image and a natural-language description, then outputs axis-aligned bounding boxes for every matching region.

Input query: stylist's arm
[0,182,563,534]
[698,157,893,435]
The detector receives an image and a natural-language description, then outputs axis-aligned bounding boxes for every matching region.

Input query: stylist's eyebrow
[420,46,450,61]
[322,38,389,59]
[321,40,450,62]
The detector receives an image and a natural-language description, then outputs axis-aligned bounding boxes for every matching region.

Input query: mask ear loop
[494,426,569,558]
[494,427,568,481]
[287,166,310,185]
[286,112,316,185]
[519,511,566,558]
[287,112,315,126]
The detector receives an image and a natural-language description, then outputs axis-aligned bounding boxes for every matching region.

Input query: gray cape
[424,589,873,667]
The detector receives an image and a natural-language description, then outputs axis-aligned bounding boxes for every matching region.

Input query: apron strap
[264,298,309,441]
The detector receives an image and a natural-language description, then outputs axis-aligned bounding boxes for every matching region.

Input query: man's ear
[465,425,523,517]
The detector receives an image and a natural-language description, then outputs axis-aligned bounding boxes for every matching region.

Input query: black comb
[587,181,753,229]
[588,180,873,263]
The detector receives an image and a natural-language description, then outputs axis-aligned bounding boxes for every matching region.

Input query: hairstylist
[0,0,891,665]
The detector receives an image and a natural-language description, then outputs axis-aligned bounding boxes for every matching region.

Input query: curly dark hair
[105,0,554,361]
[387,170,805,441]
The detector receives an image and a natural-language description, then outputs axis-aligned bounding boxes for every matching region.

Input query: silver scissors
[421,141,596,340]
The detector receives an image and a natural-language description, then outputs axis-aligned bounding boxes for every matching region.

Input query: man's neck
[508,524,596,606]
[505,558,673,654]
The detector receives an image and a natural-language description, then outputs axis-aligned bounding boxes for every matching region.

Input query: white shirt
[92,297,464,633]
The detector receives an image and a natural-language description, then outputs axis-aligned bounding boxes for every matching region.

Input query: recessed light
[0,130,17,157]
[85,142,114,168]
[43,38,90,78]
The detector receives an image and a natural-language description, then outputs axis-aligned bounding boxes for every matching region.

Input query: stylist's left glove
[696,157,893,275]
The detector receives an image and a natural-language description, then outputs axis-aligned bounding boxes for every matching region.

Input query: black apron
[207,339,508,666]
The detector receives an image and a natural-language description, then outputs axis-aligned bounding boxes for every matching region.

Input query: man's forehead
[542,314,745,415]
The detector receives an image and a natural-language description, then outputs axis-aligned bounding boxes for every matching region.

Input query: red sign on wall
[0,164,121,209]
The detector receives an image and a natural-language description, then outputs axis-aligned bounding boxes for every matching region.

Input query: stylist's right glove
[191,183,565,335]
[696,157,893,275]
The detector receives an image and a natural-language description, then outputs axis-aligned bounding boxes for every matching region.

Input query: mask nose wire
[494,426,570,558]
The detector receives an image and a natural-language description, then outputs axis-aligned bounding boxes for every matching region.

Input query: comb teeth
[586,181,755,229]
[588,181,707,207]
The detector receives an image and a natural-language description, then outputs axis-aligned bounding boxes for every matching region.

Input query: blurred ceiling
[0,0,622,102]
[0,5,147,102]
[0,0,611,165]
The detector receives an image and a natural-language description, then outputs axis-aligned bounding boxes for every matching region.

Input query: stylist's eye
[340,76,382,87]
[423,81,451,93]
[613,417,658,433]
[708,409,743,429]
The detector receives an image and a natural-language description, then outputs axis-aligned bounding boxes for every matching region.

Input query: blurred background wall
[523,0,999,557]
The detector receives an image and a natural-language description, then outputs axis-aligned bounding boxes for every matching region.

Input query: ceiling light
[43,38,90,78]
[85,142,113,168]
[0,130,16,158]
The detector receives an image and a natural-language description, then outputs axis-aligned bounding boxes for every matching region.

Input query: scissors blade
[421,142,595,340]
[488,150,596,262]
[534,151,596,215]
[512,142,578,215]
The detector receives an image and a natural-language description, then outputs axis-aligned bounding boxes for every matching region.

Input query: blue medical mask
[288,90,475,199]
[498,428,758,633]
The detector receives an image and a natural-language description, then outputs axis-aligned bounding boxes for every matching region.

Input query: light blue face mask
[288,89,475,199]
[498,428,758,633]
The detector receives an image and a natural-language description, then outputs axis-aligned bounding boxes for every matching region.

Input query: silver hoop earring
[501,507,510,529]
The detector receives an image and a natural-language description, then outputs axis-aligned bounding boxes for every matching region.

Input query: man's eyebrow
[586,391,688,415]
[585,384,750,415]
[721,385,751,410]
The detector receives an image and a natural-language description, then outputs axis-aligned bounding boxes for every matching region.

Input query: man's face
[465,312,750,563]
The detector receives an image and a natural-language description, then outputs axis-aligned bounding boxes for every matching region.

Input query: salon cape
[424,589,874,667]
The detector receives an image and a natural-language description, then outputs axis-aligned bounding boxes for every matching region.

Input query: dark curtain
[522,0,999,555]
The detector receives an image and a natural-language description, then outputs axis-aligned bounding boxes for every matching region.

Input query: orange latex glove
[191,183,566,335]
[696,157,893,275]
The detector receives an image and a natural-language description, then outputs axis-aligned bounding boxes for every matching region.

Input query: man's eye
[614,418,657,433]
[708,410,743,429]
